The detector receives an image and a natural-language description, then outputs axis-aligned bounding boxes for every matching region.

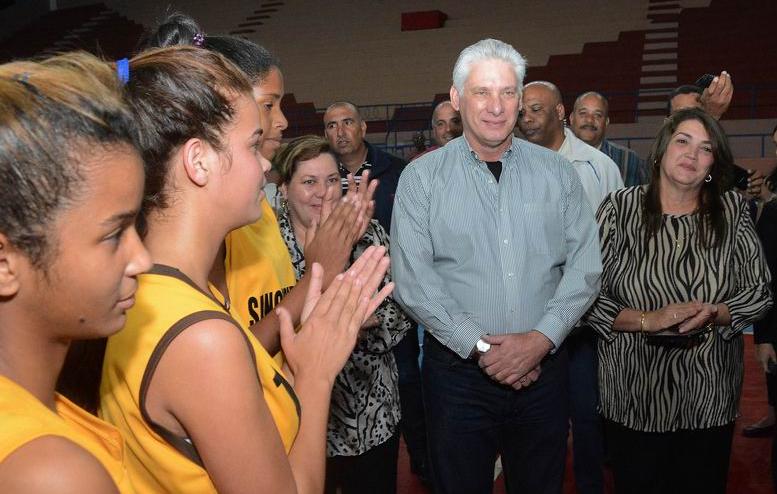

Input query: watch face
[476,339,491,353]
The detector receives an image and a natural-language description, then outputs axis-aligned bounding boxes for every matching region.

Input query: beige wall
[102,0,658,107]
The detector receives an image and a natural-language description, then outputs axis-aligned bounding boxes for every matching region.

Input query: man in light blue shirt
[391,38,602,494]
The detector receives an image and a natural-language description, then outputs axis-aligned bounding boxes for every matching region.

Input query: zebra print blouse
[586,186,772,432]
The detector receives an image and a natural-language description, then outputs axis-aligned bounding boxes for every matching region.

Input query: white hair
[452,38,527,92]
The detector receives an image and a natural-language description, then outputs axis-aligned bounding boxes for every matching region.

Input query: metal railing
[285,84,777,159]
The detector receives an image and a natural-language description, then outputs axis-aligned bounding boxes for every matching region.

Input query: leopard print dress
[278,209,411,456]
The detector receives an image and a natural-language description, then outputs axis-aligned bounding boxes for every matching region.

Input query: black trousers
[605,419,735,494]
[324,433,399,494]
[423,334,569,494]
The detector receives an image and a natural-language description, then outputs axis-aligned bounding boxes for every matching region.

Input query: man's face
[432,103,462,146]
[450,59,520,155]
[324,105,366,156]
[517,85,563,148]
[569,94,608,147]
[670,93,702,114]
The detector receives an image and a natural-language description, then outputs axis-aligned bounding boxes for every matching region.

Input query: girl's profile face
[217,94,271,229]
[27,145,150,339]
[252,67,287,160]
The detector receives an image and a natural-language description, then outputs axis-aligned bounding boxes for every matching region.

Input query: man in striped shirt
[568,91,648,187]
[391,38,602,494]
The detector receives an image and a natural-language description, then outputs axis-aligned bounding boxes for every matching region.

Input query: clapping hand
[279,246,393,384]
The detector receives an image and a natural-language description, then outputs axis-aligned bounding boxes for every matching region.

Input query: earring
[705,174,712,183]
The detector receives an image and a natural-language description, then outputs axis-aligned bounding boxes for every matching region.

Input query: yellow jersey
[218,199,296,329]
[100,265,300,493]
[0,375,135,493]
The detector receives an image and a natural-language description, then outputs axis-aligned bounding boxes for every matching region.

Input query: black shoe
[411,461,433,488]
[742,422,775,438]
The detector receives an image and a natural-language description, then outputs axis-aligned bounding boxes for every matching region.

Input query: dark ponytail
[142,12,280,84]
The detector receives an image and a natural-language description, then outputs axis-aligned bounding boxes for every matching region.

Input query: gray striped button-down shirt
[390,135,602,358]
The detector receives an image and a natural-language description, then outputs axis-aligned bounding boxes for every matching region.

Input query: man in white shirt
[518,80,623,494]
[518,81,622,212]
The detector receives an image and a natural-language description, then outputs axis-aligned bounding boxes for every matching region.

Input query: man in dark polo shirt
[323,101,405,230]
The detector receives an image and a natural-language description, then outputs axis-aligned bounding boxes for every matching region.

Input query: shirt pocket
[519,203,564,259]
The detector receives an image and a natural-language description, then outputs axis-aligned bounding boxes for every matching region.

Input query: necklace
[666,216,696,251]
[669,231,684,250]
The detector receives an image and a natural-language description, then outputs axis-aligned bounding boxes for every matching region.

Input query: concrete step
[640,74,678,84]
[645,31,678,40]
[648,21,679,29]
[643,41,678,50]
[637,100,668,110]
[636,116,668,125]
[641,64,678,73]
[643,52,677,61]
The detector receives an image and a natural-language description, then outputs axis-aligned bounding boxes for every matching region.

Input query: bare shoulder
[0,435,118,494]
[167,316,251,360]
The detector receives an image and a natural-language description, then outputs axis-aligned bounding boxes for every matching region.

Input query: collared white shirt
[558,127,624,213]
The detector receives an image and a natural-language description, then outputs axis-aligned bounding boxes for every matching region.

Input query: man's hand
[496,365,542,390]
[478,331,554,386]
[756,343,777,374]
[742,169,766,201]
[701,71,733,120]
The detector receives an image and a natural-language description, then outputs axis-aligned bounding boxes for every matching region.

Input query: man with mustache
[323,101,431,485]
[518,82,623,209]
[569,91,648,187]
[518,81,622,494]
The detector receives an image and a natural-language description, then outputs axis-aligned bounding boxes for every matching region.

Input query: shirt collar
[459,134,515,164]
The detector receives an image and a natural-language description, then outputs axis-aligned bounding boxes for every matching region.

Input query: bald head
[324,101,362,124]
[517,81,566,150]
[431,100,462,146]
[569,91,609,147]
[323,100,367,160]
[524,81,562,106]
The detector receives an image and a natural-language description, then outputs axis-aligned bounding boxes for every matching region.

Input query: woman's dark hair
[273,135,337,185]
[124,45,252,226]
[141,13,280,84]
[643,107,734,249]
[0,52,136,267]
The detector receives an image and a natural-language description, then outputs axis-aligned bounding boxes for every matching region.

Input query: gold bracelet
[639,311,647,334]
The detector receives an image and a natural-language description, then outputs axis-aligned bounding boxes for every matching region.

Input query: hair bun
[143,12,202,50]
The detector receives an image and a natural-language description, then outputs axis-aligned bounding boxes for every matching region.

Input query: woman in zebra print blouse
[586,108,772,494]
